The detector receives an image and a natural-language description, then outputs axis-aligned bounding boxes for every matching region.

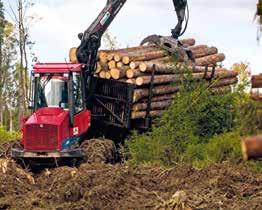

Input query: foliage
[102,30,120,50]
[183,132,242,168]
[127,77,241,166]
[237,99,262,135]
[231,62,251,92]
[0,126,20,143]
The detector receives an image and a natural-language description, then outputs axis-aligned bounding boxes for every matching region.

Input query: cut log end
[107,53,115,61]
[105,72,112,80]
[130,62,136,70]
[139,63,147,72]
[108,60,116,70]
[122,56,130,65]
[99,71,106,79]
[241,136,262,161]
[69,47,78,64]
[114,54,121,62]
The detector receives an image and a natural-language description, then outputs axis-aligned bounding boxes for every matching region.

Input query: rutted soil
[0,157,261,210]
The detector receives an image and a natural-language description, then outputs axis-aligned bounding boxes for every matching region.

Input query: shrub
[0,127,20,143]
[127,79,239,166]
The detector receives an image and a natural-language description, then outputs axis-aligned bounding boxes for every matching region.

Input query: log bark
[251,74,262,88]
[135,70,238,86]
[210,77,238,88]
[125,50,168,62]
[133,85,179,102]
[136,74,180,86]
[192,47,218,59]
[132,100,172,111]
[131,110,165,119]
[138,62,180,74]
[179,38,196,47]
[241,136,262,160]
[141,93,176,103]
[195,53,225,66]
[189,45,208,51]
[251,92,262,101]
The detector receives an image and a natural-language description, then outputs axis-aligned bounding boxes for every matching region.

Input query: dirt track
[0,158,261,210]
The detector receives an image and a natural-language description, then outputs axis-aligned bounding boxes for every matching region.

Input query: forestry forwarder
[11,0,193,164]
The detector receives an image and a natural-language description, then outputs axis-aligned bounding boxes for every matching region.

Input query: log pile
[73,38,238,120]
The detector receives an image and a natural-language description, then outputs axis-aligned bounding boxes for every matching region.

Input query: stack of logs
[81,38,238,120]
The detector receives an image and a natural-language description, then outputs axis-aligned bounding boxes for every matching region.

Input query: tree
[6,0,36,122]
[102,30,120,50]
[0,0,18,131]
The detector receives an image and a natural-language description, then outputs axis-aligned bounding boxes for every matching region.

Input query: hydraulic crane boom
[76,0,189,73]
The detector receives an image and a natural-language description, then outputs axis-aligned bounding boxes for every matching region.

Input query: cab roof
[33,63,83,74]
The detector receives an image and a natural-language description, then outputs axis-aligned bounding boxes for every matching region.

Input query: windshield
[35,73,84,113]
[37,75,68,108]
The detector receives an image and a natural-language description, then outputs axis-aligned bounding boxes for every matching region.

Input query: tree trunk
[9,108,13,132]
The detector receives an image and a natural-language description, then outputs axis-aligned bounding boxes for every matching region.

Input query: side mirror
[28,101,34,110]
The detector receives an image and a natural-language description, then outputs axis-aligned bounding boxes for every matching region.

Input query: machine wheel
[81,139,117,164]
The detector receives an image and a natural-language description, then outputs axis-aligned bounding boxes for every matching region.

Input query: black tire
[80,139,117,164]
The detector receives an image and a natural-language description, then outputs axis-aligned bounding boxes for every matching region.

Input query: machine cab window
[33,71,84,115]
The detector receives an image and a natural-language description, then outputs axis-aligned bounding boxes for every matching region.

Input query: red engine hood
[26,107,69,126]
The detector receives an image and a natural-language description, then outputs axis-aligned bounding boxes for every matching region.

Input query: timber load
[71,38,238,121]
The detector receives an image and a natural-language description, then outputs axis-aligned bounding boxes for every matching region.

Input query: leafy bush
[0,127,20,143]
[127,80,240,166]
[183,132,242,168]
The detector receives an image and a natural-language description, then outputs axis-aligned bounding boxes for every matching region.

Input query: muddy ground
[0,156,261,210]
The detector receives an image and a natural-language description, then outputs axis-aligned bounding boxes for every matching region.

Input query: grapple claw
[140,35,194,62]
[140,34,162,46]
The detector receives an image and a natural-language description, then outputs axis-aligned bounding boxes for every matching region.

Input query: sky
[4,0,262,74]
